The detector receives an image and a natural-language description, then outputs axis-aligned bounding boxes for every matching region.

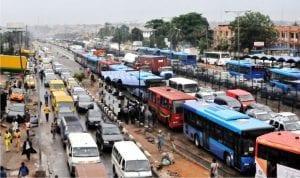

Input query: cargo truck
[0,55,27,72]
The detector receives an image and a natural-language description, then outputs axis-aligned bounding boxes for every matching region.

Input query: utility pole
[225,10,248,82]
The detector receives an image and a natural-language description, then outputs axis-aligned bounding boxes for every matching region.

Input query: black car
[6,103,25,122]
[76,95,94,113]
[281,91,300,108]
[85,109,103,129]
[96,123,123,152]
[214,95,241,112]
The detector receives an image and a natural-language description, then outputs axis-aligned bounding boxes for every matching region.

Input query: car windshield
[285,122,300,131]
[126,160,150,172]
[12,89,23,94]
[73,147,99,157]
[287,115,299,121]
[183,84,198,93]
[89,110,101,117]
[57,103,73,110]
[228,100,241,108]
[50,84,64,89]
[256,113,271,121]
[12,105,24,112]
[238,94,254,102]
[79,96,91,102]
[74,89,86,95]
[103,126,120,135]
[203,94,214,101]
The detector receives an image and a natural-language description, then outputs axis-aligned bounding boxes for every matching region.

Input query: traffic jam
[1,41,300,178]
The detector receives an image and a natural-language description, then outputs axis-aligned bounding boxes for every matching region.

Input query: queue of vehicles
[54,43,300,177]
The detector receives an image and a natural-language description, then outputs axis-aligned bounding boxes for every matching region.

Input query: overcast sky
[1,0,299,26]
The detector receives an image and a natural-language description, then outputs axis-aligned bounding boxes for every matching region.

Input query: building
[213,25,300,51]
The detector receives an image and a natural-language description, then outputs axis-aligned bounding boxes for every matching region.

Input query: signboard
[254,42,265,47]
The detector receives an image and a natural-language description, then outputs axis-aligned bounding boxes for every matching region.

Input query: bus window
[172,100,184,114]
[160,97,169,109]
[149,92,156,103]
[242,139,255,156]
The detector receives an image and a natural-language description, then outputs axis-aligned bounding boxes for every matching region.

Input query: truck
[137,55,174,79]
[0,55,27,72]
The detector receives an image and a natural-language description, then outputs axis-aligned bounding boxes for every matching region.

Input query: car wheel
[112,165,117,178]
[194,135,200,148]
[225,153,231,167]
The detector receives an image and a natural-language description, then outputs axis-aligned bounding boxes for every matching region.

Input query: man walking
[44,104,51,122]
[157,130,164,152]
[22,138,37,161]
[18,162,29,178]
[44,91,49,105]
[4,130,12,152]
[51,118,58,139]
[14,129,21,153]
[24,119,31,138]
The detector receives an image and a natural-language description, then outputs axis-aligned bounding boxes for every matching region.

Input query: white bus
[204,51,231,66]
[168,77,198,95]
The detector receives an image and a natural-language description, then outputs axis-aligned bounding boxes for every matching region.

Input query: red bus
[148,87,196,128]
[226,89,255,110]
[98,60,121,73]
[255,131,300,178]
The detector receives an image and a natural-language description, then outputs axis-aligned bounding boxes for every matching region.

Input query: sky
[1,0,299,26]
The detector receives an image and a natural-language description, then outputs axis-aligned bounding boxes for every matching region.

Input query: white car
[71,87,87,102]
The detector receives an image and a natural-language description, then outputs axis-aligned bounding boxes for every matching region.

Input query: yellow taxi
[24,75,36,89]
[9,88,24,102]
[49,80,65,94]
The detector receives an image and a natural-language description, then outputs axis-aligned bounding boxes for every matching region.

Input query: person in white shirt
[210,158,219,178]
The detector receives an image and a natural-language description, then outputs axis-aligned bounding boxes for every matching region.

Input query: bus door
[158,96,171,124]
[202,120,210,149]
[233,135,241,169]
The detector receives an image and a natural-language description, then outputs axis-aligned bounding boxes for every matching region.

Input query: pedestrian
[18,162,29,178]
[123,106,129,124]
[169,133,176,152]
[44,91,49,105]
[22,138,37,161]
[90,74,95,86]
[24,119,31,138]
[44,104,51,122]
[157,130,164,152]
[4,130,12,152]
[12,117,19,132]
[0,166,7,178]
[210,158,219,178]
[24,82,29,92]
[51,118,58,139]
[39,100,42,109]
[14,129,21,153]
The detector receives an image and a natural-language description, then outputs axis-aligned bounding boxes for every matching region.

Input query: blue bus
[183,101,274,173]
[109,64,134,71]
[226,60,265,80]
[172,52,197,65]
[269,68,300,93]
[86,55,101,73]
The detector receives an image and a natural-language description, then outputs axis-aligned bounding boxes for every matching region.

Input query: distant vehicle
[85,109,103,128]
[213,95,241,111]
[96,122,123,151]
[245,103,273,113]
[255,132,300,178]
[168,77,199,95]
[226,89,256,110]
[52,63,63,73]
[203,51,231,66]
[60,116,85,144]
[269,114,300,133]
[66,133,100,175]
[112,141,152,178]
[276,112,299,121]
[6,103,25,122]
[76,95,94,113]
[172,51,197,65]
[44,73,57,87]
[246,109,273,123]
[24,75,35,89]
[9,88,24,102]
[61,72,72,84]
[148,86,196,128]
[260,86,282,100]
[226,60,265,80]
[269,68,300,93]
[49,80,65,94]
[97,59,121,73]
[195,92,215,103]
[58,68,70,76]
[0,55,27,72]
[71,87,87,102]
[183,101,274,173]
[67,80,80,93]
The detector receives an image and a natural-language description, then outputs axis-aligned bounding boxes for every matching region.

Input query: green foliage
[145,19,170,48]
[170,12,209,48]
[229,11,277,50]
[217,38,230,51]
[111,25,130,43]
[131,27,143,41]
[97,23,115,39]
[73,72,85,82]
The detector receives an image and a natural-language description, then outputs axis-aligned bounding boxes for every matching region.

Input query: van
[112,141,152,178]
[66,133,100,175]
[75,163,108,178]
[226,89,255,110]
[49,80,65,94]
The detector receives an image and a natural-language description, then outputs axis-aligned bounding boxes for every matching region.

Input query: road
[35,43,114,177]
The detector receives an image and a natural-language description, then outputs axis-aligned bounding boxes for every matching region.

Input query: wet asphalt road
[36,43,113,177]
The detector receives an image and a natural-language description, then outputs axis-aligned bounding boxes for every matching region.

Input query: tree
[145,19,170,48]
[229,11,277,51]
[97,23,115,39]
[131,27,143,41]
[170,12,209,50]
[111,25,130,43]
